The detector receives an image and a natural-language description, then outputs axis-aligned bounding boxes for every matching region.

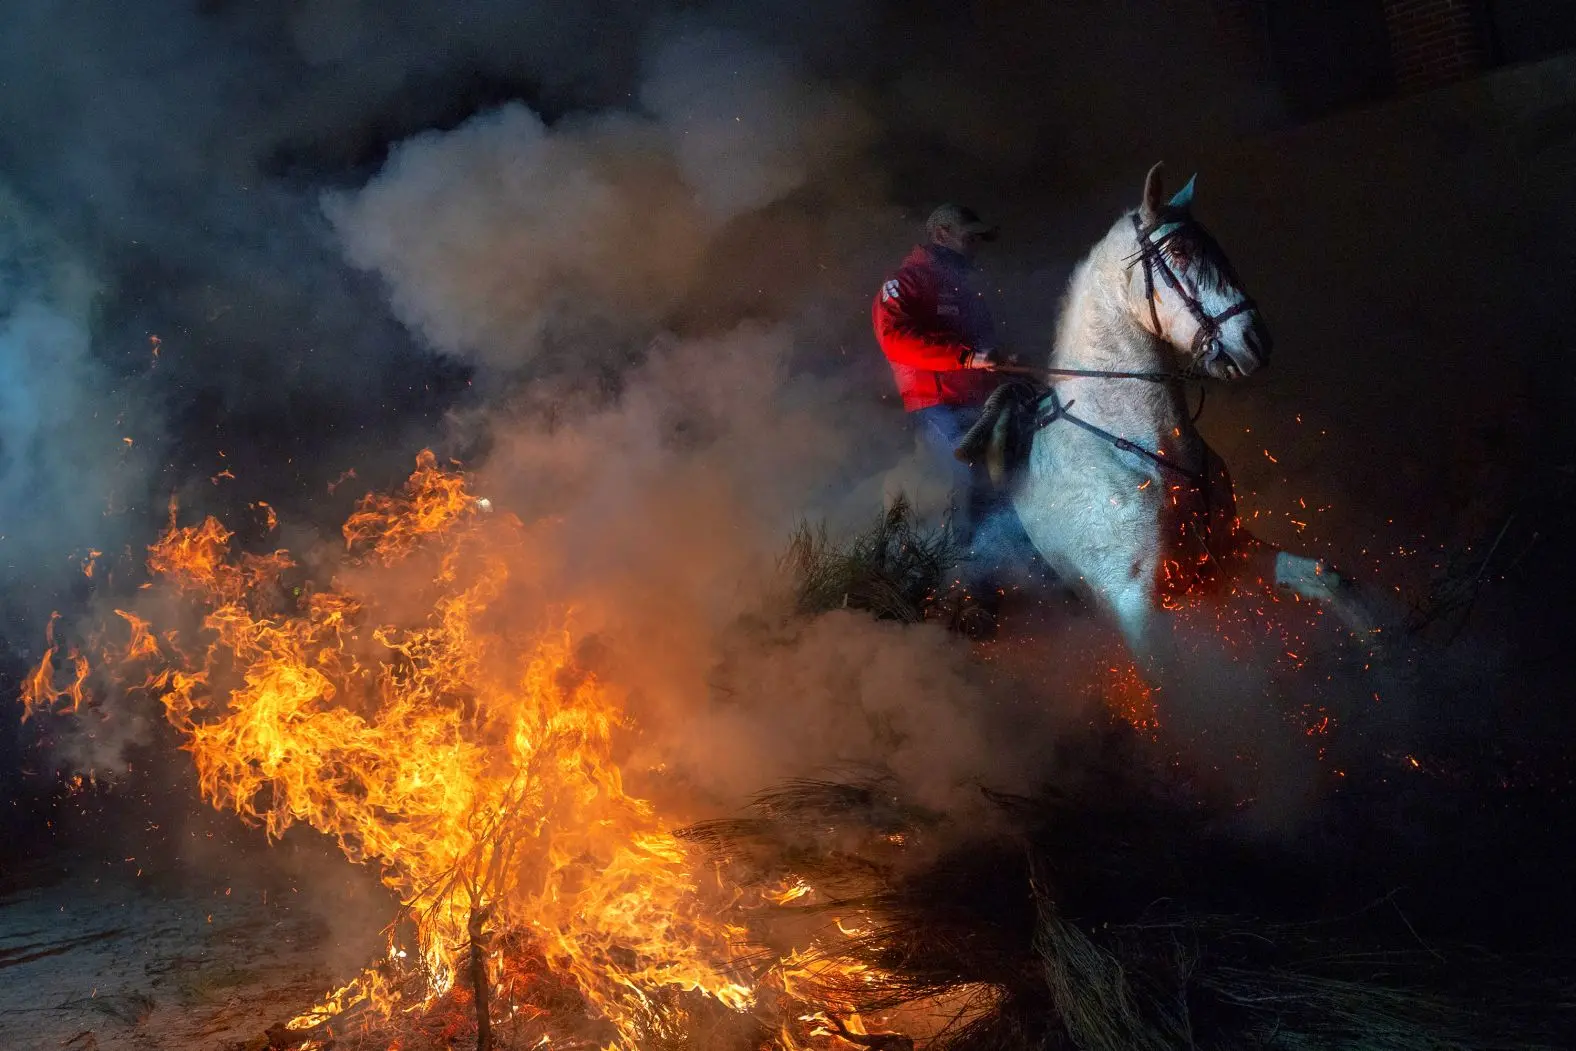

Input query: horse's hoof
[1325,583,1390,661]
[1272,551,1342,599]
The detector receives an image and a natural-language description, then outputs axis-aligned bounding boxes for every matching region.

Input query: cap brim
[963,223,999,241]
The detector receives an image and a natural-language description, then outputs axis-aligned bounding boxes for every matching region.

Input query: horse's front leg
[1237,535,1387,652]
[1094,550,1184,677]
[1196,446,1388,653]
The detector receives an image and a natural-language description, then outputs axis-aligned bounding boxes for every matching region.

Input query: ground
[0,802,390,1051]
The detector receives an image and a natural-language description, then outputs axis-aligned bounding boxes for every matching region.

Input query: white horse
[1009,164,1375,672]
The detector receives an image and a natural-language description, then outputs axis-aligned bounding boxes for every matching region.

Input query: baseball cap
[926,203,999,242]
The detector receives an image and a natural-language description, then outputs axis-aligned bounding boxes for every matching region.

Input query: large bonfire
[22,451,910,1050]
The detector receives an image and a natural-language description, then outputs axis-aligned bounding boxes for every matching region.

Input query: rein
[1032,387,1205,485]
[995,361,1209,431]
[993,363,1181,383]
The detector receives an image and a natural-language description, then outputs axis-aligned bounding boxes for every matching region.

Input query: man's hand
[964,346,1020,370]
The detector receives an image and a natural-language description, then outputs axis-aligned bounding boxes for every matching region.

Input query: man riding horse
[872,203,1015,630]
[872,174,1379,673]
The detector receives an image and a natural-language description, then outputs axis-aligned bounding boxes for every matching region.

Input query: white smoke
[325,27,870,374]
[321,30,1070,812]
[325,104,705,370]
[0,187,154,632]
[639,26,866,222]
[460,319,1061,812]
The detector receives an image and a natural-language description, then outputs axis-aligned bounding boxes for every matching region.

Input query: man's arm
[873,268,983,370]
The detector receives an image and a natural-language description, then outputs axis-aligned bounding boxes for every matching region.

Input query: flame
[114,609,161,662]
[21,611,89,718]
[20,451,931,1048]
[251,500,279,531]
[32,453,772,1046]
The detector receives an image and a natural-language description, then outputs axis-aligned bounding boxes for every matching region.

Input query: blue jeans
[912,405,1025,593]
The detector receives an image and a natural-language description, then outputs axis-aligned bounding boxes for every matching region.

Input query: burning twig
[783,498,956,624]
[468,902,492,1051]
[822,1012,914,1051]
[1444,512,1514,642]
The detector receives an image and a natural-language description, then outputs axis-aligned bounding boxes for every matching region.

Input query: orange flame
[21,612,89,718]
[22,452,910,1048]
[33,453,769,1046]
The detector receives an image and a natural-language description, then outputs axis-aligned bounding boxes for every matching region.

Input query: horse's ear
[1168,174,1196,211]
[1140,162,1165,224]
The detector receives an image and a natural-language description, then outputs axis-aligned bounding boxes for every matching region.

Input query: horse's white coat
[1010,170,1365,668]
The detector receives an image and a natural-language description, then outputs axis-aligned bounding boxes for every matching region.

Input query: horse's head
[1129,163,1272,380]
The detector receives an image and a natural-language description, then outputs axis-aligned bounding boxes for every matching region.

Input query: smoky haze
[3,0,1570,839]
[0,0,1279,615]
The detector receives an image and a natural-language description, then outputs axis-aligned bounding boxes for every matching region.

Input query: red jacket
[872,243,998,411]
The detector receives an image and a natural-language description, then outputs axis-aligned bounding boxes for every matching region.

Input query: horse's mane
[1049,211,1157,373]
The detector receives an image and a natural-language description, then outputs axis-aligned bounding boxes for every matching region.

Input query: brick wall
[1382,0,1485,93]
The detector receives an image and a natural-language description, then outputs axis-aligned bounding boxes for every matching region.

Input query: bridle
[1128,206,1258,371]
[1004,207,1258,391]
[1022,208,1258,488]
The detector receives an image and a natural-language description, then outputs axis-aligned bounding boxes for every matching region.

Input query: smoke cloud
[324,28,872,374]
[0,188,157,632]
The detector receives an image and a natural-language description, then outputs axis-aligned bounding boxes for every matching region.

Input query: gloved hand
[964,346,1020,370]
[963,346,1000,370]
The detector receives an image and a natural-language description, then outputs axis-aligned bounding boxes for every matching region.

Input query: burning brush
[22,451,885,1049]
